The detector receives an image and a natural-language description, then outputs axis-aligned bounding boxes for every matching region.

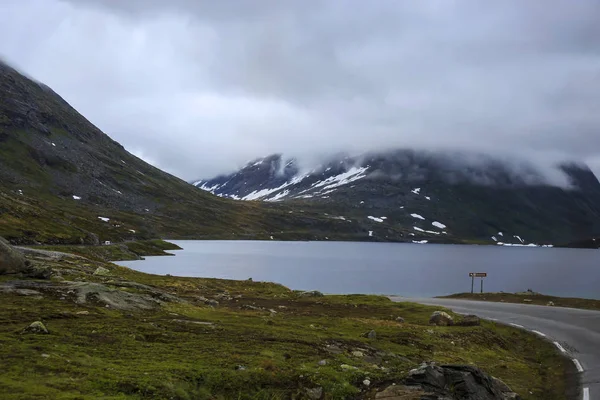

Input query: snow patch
[492,236,498,242]
[51,142,56,147]
[72,195,81,200]
[514,235,525,243]
[411,188,421,195]
[498,232,504,237]
[129,229,136,233]
[98,217,110,222]
[425,196,431,201]
[368,231,373,237]
[411,213,425,220]
[413,227,425,232]
[265,190,290,202]
[243,174,308,200]
[368,216,385,223]
[311,166,369,191]
[412,240,428,244]
[432,221,446,229]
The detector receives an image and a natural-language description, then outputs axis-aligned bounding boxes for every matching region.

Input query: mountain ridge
[194,152,600,245]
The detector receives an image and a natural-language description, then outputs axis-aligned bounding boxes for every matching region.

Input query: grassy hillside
[0,61,354,245]
[0,246,573,399]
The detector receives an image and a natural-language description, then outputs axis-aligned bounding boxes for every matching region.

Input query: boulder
[93,267,111,276]
[299,290,324,297]
[363,329,377,340]
[404,363,521,399]
[457,315,481,327]
[396,317,405,323]
[429,311,454,326]
[22,321,49,334]
[305,387,323,400]
[0,237,27,275]
[547,301,555,306]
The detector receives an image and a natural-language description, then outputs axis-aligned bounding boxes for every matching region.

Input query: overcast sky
[1,0,599,180]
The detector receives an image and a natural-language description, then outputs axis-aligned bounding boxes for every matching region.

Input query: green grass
[0,250,572,399]
[443,292,600,311]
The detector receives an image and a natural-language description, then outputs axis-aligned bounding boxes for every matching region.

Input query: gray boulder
[429,311,454,326]
[23,321,49,334]
[305,387,323,400]
[405,363,521,399]
[0,237,27,275]
[93,267,111,276]
[299,290,324,297]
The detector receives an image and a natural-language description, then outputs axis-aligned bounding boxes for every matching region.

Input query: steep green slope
[0,61,348,244]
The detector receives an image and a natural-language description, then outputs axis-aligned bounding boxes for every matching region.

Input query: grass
[0,247,573,399]
[442,292,600,311]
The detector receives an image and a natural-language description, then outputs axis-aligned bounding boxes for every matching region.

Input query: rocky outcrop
[429,311,454,326]
[0,236,27,275]
[400,363,521,399]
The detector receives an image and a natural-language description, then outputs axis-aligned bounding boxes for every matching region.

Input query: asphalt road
[390,297,600,400]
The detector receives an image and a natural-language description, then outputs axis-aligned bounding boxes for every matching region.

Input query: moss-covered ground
[0,246,572,399]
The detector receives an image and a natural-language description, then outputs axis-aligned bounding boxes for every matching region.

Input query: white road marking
[583,387,589,400]
[532,330,547,337]
[573,359,584,373]
[509,323,524,328]
[554,342,567,353]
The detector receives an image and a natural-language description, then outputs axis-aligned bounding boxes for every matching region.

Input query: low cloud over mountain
[1,0,599,179]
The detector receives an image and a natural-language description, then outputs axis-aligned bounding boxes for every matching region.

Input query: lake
[118,241,600,299]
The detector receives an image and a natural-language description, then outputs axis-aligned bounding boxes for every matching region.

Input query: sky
[0,0,599,180]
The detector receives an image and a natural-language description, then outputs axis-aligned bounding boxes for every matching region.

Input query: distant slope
[0,61,353,244]
[193,152,600,245]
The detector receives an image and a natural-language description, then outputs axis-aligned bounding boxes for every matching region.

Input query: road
[390,297,600,400]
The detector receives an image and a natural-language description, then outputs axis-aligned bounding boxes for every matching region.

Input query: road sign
[469,273,487,293]
[469,272,487,278]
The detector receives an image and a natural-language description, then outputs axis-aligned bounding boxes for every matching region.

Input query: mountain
[193,152,600,245]
[0,61,353,244]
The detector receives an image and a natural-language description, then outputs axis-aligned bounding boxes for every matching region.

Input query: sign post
[469,273,487,294]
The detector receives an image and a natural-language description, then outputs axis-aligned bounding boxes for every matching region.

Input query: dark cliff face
[194,151,600,245]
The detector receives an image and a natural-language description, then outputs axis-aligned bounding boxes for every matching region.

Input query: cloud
[0,0,599,180]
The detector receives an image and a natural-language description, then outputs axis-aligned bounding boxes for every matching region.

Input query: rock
[340,364,357,370]
[363,379,371,387]
[396,317,405,323]
[547,301,555,306]
[76,311,90,315]
[235,365,247,371]
[299,290,324,297]
[206,299,219,307]
[214,293,232,301]
[93,267,111,276]
[523,299,532,303]
[305,387,323,400]
[406,363,521,399]
[352,350,364,357]
[23,321,49,334]
[241,304,263,311]
[0,237,27,275]
[318,359,327,366]
[363,329,377,340]
[429,311,454,326]
[456,315,481,327]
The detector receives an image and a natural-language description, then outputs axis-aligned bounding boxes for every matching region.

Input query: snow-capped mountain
[192,150,600,245]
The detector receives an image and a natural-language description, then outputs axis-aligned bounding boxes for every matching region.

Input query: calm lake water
[118,241,600,299]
